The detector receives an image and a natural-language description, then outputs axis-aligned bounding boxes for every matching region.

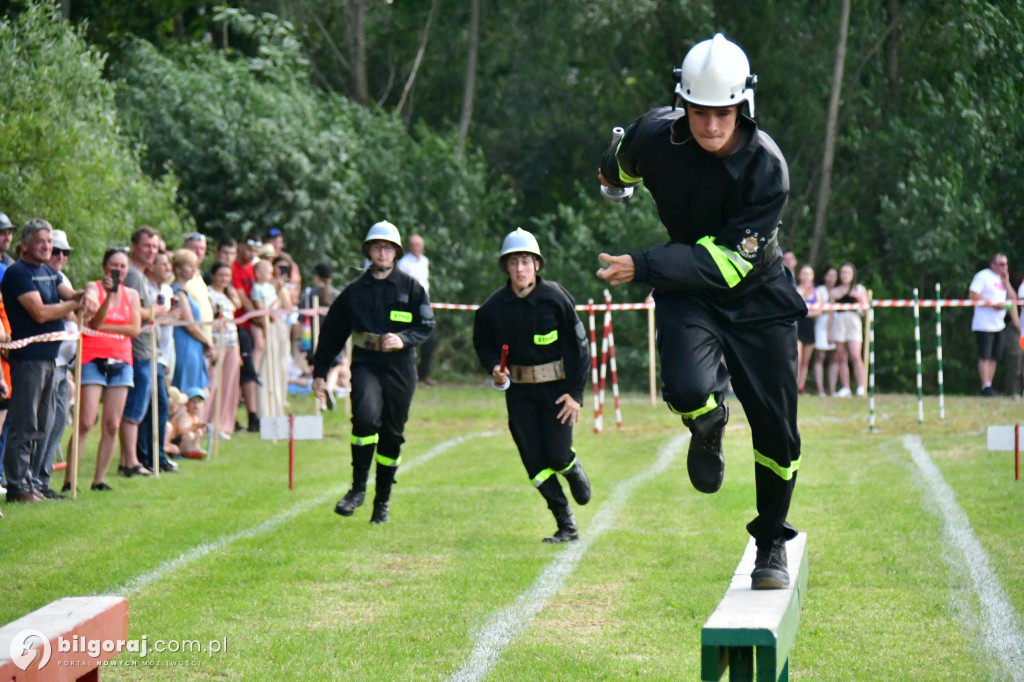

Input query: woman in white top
[812,266,837,396]
[829,262,868,397]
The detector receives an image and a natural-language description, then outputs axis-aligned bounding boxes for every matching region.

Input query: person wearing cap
[473,228,592,543]
[0,212,16,267]
[597,34,804,589]
[311,220,434,525]
[265,229,284,255]
[33,229,77,498]
[2,219,93,503]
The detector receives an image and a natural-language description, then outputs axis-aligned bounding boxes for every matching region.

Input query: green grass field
[2,384,1023,680]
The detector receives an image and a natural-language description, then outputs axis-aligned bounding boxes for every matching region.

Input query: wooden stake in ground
[149,320,160,478]
[69,311,85,499]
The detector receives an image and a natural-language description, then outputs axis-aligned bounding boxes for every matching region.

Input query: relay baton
[491,344,511,391]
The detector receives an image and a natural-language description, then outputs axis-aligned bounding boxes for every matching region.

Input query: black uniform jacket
[312,267,434,379]
[473,276,590,404]
[600,107,805,322]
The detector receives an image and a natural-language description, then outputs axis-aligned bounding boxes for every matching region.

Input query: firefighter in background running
[473,228,592,543]
[312,221,434,524]
[597,34,805,589]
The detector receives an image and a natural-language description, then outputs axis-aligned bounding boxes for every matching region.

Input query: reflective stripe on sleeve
[696,236,753,288]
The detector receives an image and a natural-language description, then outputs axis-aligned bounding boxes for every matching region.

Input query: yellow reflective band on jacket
[532,468,556,487]
[668,394,717,420]
[534,330,558,345]
[390,310,413,323]
[616,138,642,185]
[696,236,753,289]
[351,433,379,447]
[375,453,402,468]
[753,449,801,481]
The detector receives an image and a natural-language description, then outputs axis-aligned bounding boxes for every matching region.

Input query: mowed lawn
[1,383,1022,680]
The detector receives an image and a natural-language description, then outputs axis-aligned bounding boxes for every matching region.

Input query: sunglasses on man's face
[52,249,70,258]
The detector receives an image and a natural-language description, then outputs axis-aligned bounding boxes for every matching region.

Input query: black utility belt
[509,359,565,384]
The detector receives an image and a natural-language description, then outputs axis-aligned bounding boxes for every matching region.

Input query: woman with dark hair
[813,266,838,395]
[206,261,242,438]
[76,247,142,490]
[829,262,868,397]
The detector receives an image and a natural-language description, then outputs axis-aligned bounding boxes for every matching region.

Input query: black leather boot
[542,505,579,543]
[370,464,396,524]
[682,403,728,494]
[335,466,369,516]
[562,460,591,505]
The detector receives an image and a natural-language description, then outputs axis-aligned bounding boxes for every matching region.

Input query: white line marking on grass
[448,433,687,682]
[114,431,499,597]
[903,434,1024,681]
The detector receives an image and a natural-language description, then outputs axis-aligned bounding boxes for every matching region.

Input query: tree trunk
[60,0,70,20]
[348,0,369,105]
[456,0,480,160]
[808,0,851,266]
[397,0,440,124]
[884,0,901,107]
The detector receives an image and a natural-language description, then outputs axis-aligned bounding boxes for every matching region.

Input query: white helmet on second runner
[674,33,756,116]
[363,220,403,258]
[499,228,544,272]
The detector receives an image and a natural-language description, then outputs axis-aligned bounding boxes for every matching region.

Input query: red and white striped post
[604,290,622,429]
[598,300,611,429]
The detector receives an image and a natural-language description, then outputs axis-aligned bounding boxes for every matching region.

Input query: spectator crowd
[0,214,350,511]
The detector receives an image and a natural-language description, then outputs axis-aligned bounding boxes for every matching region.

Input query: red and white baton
[492,344,511,391]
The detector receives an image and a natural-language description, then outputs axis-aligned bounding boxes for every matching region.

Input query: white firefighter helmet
[362,220,403,258]
[0,213,13,230]
[499,228,544,272]
[674,33,756,116]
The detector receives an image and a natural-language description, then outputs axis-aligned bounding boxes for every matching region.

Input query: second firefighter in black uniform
[312,220,434,524]
[473,228,592,543]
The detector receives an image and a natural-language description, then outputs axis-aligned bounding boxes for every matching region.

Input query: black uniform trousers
[506,383,575,510]
[349,359,417,472]
[655,293,800,546]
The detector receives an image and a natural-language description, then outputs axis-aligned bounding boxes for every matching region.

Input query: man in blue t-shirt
[1,219,91,503]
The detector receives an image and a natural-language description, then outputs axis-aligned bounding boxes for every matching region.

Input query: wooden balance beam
[701,533,808,682]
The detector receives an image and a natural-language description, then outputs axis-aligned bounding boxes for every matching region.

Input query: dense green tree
[0,2,189,283]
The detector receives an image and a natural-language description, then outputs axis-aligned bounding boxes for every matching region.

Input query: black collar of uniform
[500,274,544,305]
[359,265,402,287]
[669,114,759,180]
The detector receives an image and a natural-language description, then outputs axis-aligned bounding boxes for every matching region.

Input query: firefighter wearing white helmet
[362,220,403,259]
[474,228,592,543]
[498,227,544,271]
[597,34,805,590]
[312,219,434,524]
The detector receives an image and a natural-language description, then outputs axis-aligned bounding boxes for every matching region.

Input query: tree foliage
[0,1,189,284]
[4,0,1023,391]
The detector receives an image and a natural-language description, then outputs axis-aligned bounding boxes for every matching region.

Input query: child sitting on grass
[167,388,208,460]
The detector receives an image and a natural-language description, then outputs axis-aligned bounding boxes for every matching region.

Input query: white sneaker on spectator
[855,386,866,397]
[835,387,852,398]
